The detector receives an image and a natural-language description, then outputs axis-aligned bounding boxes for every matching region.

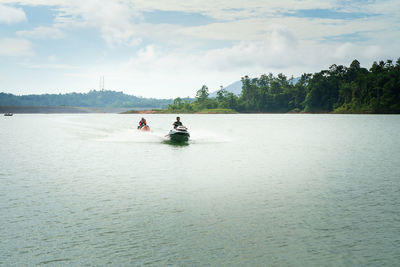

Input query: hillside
[0,90,173,109]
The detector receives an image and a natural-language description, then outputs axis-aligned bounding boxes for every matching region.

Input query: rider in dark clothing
[173,117,183,129]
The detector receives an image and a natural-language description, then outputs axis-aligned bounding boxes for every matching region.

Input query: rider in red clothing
[138,117,147,129]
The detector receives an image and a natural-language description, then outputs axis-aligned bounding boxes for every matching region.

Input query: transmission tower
[99,76,105,91]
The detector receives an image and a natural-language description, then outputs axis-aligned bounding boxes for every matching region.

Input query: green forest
[166,58,400,114]
[0,90,173,109]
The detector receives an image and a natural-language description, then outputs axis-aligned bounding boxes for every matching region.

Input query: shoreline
[120,110,394,115]
[2,106,397,115]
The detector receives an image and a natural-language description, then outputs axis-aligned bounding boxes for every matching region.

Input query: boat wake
[97,128,163,143]
[96,127,233,144]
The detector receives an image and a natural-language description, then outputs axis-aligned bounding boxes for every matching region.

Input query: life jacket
[173,121,182,128]
[139,119,146,126]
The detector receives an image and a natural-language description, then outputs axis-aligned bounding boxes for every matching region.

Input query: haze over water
[1,114,399,266]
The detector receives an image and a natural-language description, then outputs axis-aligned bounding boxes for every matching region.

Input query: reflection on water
[162,140,190,146]
[1,114,400,266]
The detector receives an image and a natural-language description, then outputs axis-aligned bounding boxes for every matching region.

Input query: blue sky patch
[283,9,374,20]
[143,10,218,26]
[20,5,56,26]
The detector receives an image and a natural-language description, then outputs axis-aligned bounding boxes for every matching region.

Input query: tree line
[0,90,173,109]
[167,58,400,113]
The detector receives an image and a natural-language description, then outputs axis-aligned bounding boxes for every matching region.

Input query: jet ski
[167,125,190,142]
[137,125,150,131]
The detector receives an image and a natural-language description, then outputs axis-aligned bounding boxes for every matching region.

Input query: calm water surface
[1,114,399,266]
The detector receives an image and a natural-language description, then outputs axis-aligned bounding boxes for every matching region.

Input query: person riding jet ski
[173,117,183,129]
[138,117,148,130]
[167,117,189,142]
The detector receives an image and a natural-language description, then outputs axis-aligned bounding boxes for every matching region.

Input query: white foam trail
[98,128,164,143]
[96,126,234,144]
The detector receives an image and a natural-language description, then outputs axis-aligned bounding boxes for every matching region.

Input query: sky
[0,0,399,98]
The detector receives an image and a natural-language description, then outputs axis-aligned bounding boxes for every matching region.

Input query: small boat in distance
[4,113,13,116]
[167,125,190,142]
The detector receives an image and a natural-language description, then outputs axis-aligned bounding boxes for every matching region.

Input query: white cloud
[0,0,359,46]
[198,25,299,71]
[54,0,143,47]
[16,26,66,39]
[0,4,26,23]
[2,0,144,46]
[3,0,398,47]
[93,22,395,97]
[0,38,32,56]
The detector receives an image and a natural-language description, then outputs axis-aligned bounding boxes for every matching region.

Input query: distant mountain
[210,77,301,98]
[0,90,173,109]
[289,77,301,84]
[209,80,242,98]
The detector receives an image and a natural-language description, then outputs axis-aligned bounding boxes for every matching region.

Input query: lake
[1,114,399,266]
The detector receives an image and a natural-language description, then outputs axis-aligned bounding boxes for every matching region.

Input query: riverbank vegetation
[160,85,237,113]
[166,58,400,114]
